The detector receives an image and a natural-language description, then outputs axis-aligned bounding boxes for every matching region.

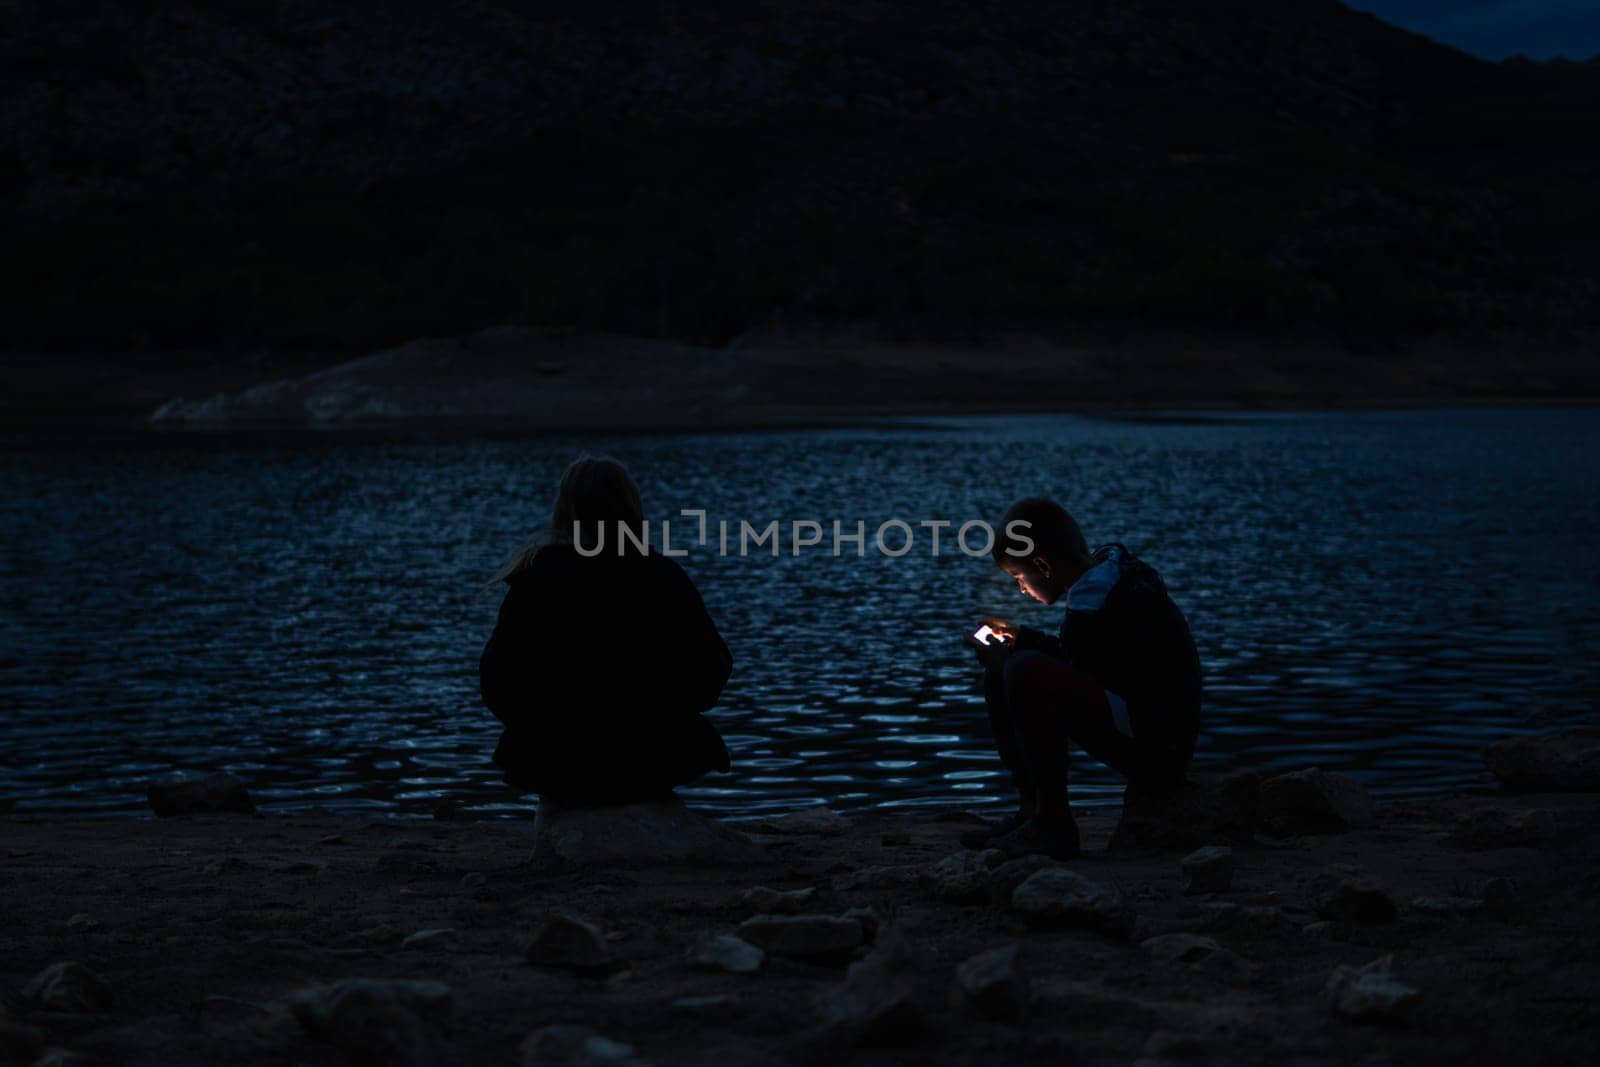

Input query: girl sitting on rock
[966,497,1203,859]
[479,455,733,805]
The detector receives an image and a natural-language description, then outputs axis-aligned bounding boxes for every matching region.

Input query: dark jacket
[479,543,733,791]
[1016,544,1202,735]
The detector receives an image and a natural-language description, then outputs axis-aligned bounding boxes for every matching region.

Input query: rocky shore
[3,745,1599,1066]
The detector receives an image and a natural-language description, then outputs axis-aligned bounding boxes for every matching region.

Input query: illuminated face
[1000,557,1062,604]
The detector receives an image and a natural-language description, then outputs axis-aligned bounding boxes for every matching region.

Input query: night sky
[1348,0,1600,60]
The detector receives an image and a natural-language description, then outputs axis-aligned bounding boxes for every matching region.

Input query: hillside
[3,0,1597,358]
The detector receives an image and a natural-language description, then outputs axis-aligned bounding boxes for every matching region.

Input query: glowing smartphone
[972,624,1010,646]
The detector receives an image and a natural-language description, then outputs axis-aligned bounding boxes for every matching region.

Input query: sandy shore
[6,327,1599,432]
[3,786,1598,1066]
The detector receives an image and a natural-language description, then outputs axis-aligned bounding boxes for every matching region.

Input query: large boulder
[146,772,255,816]
[1482,731,1600,793]
[1109,772,1259,855]
[529,796,763,873]
[1257,768,1375,835]
[288,978,452,1067]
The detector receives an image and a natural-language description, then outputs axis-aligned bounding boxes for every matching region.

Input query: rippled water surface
[3,410,1598,818]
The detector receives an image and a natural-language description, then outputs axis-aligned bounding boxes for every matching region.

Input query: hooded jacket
[1017,544,1202,738]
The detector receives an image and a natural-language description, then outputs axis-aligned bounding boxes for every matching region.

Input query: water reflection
[2,409,1597,817]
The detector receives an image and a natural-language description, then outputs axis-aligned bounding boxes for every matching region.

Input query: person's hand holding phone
[967,619,1015,673]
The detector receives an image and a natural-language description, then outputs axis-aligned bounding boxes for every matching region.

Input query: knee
[1002,650,1054,698]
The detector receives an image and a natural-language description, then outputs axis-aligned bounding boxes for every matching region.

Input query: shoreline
[5,327,1598,436]
[4,784,1597,1065]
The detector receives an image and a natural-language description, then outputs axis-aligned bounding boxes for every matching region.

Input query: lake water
[3,409,1597,819]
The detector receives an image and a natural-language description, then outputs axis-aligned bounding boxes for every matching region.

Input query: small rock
[1409,895,1481,917]
[1196,902,1298,937]
[1109,772,1259,855]
[737,885,817,915]
[531,796,762,872]
[22,961,113,1014]
[1258,768,1375,835]
[520,1023,645,1066]
[319,833,346,846]
[66,914,99,931]
[526,915,622,976]
[983,854,1061,906]
[952,943,1028,1021]
[1141,933,1254,980]
[289,978,451,1067]
[1301,920,1337,939]
[1482,730,1600,792]
[1010,868,1136,940]
[735,914,865,963]
[145,772,255,816]
[841,906,883,943]
[1180,846,1234,895]
[818,929,927,1046]
[459,872,487,890]
[1325,956,1419,1022]
[689,934,764,975]
[401,928,456,949]
[1481,876,1522,920]
[1141,932,1225,964]
[1317,874,1398,924]
[919,849,1006,903]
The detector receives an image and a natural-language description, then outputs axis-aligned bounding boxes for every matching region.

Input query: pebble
[1180,846,1234,895]
[735,913,865,963]
[526,915,622,976]
[952,943,1029,1021]
[690,934,766,974]
[1317,874,1398,924]
[919,849,1007,903]
[820,929,927,1046]
[289,977,452,1067]
[401,928,456,949]
[1325,955,1419,1022]
[520,1024,645,1066]
[737,885,817,915]
[1010,868,1136,940]
[1258,767,1375,835]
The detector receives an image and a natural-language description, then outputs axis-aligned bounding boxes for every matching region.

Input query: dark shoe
[988,816,1082,861]
[959,808,1031,850]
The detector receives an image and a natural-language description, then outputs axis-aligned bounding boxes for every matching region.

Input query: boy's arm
[1011,625,1065,659]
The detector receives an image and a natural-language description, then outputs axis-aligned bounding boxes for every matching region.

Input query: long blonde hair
[487,454,646,587]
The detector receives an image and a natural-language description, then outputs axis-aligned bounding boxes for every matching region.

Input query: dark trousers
[984,651,1195,801]
[493,712,731,805]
